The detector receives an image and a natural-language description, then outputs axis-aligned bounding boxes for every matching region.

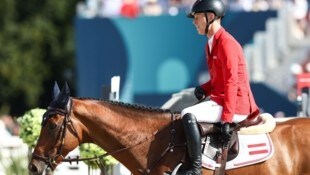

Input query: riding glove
[220,123,232,145]
[194,86,205,101]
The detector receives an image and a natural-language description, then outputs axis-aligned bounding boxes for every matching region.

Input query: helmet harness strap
[204,12,219,34]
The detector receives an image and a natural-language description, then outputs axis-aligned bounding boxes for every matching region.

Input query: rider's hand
[220,123,232,144]
[194,86,205,101]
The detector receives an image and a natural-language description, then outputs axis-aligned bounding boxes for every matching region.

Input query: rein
[64,112,180,175]
[32,98,183,174]
[138,111,183,175]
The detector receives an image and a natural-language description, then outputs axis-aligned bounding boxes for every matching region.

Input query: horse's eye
[49,123,57,130]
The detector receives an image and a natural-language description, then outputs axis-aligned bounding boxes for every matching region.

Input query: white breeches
[181,100,248,123]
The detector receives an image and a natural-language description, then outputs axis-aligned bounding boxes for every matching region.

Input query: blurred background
[1,0,310,174]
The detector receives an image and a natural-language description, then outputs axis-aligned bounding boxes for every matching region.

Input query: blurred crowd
[289,51,310,100]
[77,0,310,36]
[77,0,309,18]
[0,115,20,149]
[0,115,19,137]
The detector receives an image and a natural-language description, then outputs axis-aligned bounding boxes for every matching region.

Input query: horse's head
[28,82,80,175]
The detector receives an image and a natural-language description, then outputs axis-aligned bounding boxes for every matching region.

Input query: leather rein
[31,98,182,174]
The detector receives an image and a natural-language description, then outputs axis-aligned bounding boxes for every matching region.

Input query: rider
[180,0,260,174]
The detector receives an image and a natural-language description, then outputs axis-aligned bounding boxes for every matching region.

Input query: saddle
[197,116,263,174]
[198,123,238,161]
[198,115,263,137]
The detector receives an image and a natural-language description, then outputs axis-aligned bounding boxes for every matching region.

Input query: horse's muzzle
[28,160,46,175]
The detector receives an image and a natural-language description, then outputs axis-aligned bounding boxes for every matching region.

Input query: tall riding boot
[181,113,202,175]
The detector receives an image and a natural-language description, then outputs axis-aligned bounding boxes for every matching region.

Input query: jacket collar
[207,27,224,55]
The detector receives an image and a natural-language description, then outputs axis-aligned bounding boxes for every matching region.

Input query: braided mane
[75,97,174,114]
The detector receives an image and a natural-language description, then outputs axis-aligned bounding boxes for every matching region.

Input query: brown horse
[29,83,310,175]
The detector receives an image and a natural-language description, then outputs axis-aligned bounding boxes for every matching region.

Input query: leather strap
[214,145,229,175]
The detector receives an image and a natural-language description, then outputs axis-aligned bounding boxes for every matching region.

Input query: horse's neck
[72,99,184,174]
[72,98,172,149]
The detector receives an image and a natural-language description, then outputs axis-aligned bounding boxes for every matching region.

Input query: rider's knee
[182,113,197,124]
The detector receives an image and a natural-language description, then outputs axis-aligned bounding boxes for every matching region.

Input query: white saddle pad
[202,133,274,170]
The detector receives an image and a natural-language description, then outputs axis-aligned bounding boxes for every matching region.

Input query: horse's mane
[75,97,178,114]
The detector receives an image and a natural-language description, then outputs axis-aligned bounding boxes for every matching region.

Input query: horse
[28,83,310,175]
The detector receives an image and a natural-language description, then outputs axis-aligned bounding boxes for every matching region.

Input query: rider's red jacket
[201,27,259,123]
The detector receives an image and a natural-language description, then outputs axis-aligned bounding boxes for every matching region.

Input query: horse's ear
[53,81,60,100]
[63,82,70,96]
[55,82,71,109]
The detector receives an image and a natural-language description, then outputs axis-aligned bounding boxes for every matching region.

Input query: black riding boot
[180,113,202,175]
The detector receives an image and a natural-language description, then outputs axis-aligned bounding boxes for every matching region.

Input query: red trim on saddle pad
[247,143,266,148]
[249,150,269,155]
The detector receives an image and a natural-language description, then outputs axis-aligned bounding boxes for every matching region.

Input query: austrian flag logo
[247,143,269,155]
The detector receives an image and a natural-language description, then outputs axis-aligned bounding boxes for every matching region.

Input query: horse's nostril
[28,163,38,173]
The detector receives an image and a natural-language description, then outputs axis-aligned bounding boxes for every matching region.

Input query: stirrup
[171,163,183,175]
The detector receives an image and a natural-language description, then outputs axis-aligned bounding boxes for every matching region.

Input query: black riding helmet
[187,0,225,18]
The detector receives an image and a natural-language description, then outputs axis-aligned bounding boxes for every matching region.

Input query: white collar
[208,35,214,52]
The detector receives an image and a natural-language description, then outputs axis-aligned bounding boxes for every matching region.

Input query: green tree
[0,0,79,115]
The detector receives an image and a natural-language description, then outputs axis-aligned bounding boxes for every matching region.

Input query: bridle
[32,98,77,170]
[31,98,184,174]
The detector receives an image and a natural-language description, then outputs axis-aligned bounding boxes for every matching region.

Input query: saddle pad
[202,133,274,170]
